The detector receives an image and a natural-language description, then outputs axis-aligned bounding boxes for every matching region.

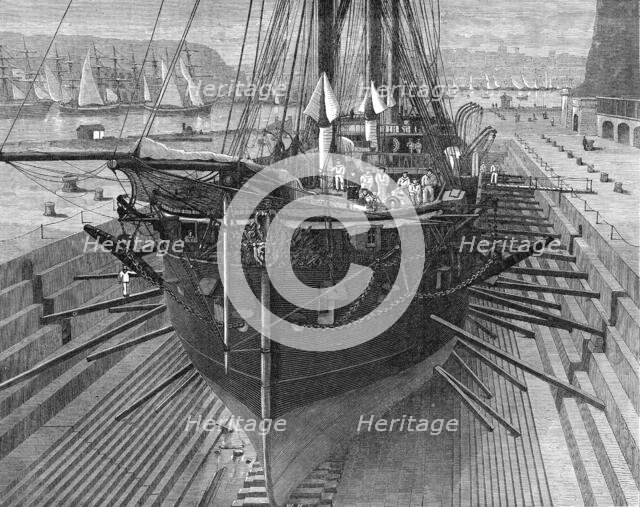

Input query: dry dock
[0,114,638,505]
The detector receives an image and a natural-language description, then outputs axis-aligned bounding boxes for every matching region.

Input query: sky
[0,0,597,64]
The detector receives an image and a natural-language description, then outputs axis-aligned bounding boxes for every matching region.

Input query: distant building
[76,124,105,141]
[500,93,513,109]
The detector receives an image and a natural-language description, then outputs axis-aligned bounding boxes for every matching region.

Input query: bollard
[600,172,609,183]
[558,145,564,152]
[575,157,582,165]
[586,164,596,173]
[61,174,79,192]
[94,187,104,201]
[566,151,573,159]
[43,202,56,217]
[613,182,623,193]
[552,140,557,147]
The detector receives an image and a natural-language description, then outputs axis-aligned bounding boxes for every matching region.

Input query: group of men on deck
[330,159,439,207]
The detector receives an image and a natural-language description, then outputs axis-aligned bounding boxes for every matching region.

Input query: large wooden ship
[0,1,550,504]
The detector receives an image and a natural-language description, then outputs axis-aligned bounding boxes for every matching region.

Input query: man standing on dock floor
[118,265,136,298]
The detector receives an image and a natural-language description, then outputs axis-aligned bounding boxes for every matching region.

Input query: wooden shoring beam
[41,288,163,323]
[468,317,500,340]
[536,251,576,262]
[507,266,588,279]
[74,273,138,280]
[470,287,561,310]
[432,315,605,410]
[486,280,600,298]
[474,228,560,239]
[455,340,528,391]
[154,370,200,412]
[494,205,544,212]
[434,366,495,432]
[469,306,537,338]
[450,351,493,398]
[0,305,167,391]
[492,213,550,223]
[479,217,554,228]
[115,363,194,421]
[470,290,605,337]
[86,325,174,362]
[474,288,562,310]
[109,304,163,313]
[438,367,521,436]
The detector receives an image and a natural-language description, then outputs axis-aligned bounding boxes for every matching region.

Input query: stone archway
[602,121,614,140]
[572,114,579,132]
[634,127,640,148]
[618,123,630,145]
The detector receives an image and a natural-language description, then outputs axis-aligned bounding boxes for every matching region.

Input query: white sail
[485,74,492,90]
[180,57,203,106]
[533,79,539,90]
[511,77,523,90]
[357,88,369,114]
[105,87,118,103]
[33,80,50,100]
[78,50,104,106]
[493,76,501,89]
[61,85,72,103]
[44,64,64,102]
[143,74,151,102]
[11,83,25,100]
[521,73,533,89]
[469,75,474,90]
[160,60,183,108]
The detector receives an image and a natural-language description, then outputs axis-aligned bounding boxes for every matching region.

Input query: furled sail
[78,50,104,106]
[179,57,203,106]
[142,74,151,102]
[44,64,64,102]
[160,59,183,108]
[303,73,339,123]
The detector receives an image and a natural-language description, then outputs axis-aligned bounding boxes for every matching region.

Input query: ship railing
[360,152,435,174]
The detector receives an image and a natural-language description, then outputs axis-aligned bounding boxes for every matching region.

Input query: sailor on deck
[332,159,346,191]
[360,170,374,192]
[375,167,390,202]
[397,172,411,195]
[490,164,499,184]
[408,179,421,205]
[118,265,136,298]
[421,171,437,203]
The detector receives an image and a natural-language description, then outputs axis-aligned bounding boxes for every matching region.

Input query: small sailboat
[517,91,529,100]
[493,76,501,90]
[511,76,523,90]
[143,58,210,115]
[59,49,119,114]
[521,73,533,90]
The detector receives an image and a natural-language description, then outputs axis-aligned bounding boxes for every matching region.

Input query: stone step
[615,297,640,360]
[35,251,116,299]
[0,337,180,504]
[0,280,33,321]
[0,311,166,459]
[605,325,640,415]
[574,372,640,505]
[0,305,43,353]
[587,353,640,486]
[0,324,60,381]
[0,336,177,497]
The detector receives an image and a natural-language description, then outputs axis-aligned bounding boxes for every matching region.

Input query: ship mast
[0,46,11,100]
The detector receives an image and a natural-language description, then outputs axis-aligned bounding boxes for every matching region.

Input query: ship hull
[142,103,212,116]
[58,103,121,115]
[0,100,52,118]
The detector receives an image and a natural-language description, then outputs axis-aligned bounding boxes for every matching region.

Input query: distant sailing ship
[59,49,120,114]
[143,55,211,115]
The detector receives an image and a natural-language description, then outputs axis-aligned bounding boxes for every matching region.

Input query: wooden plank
[471,287,562,310]
[86,326,174,362]
[507,267,588,279]
[469,306,538,338]
[41,288,163,323]
[439,367,521,436]
[470,289,605,337]
[474,228,560,239]
[0,305,167,391]
[486,280,599,298]
[108,304,163,313]
[435,366,495,432]
[114,364,194,421]
[431,315,606,410]
[451,351,493,398]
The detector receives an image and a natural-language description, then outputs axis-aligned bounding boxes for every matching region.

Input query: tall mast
[389,0,400,121]
[317,0,335,83]
[111,46,124,101]
[65,51,77,98]
[0,46,11,100]
[130,48,139,103]
[368,0,383,87]
[19,38,37,81]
